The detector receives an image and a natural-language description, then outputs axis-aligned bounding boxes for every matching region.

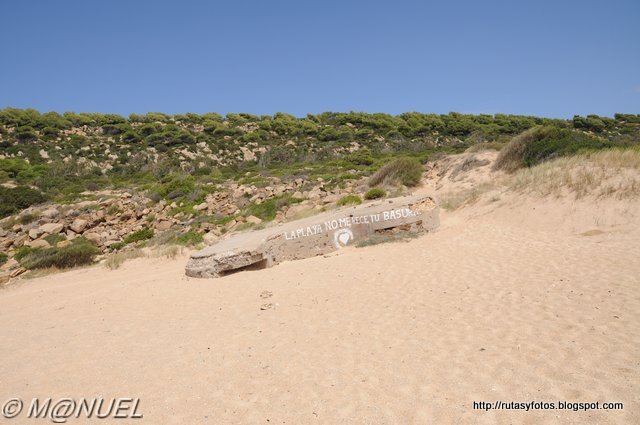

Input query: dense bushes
[368,158,423,187]
[364,187,386,199]
[0,186,47,218]
[493,126,612,173]
[16,237,99,270]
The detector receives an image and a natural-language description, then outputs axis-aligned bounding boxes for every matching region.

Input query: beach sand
[1,185,639,423]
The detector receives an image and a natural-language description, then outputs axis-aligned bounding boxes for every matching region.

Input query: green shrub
[244,199,278,221]
[368,158,423,187]
[337,194,362,206]
[364,188,386,200]
[0,186,47,218]
[174,230,204,246]
[14,126,38,142]
[243,195,302,221]
[0,252,7,266]
[123,227,154,244]
[493,126,612,173]
[18,237,99,270]
[43,234,65,245]
[17,213,37,225]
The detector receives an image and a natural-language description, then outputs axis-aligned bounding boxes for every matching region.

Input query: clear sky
[1,0,638,118]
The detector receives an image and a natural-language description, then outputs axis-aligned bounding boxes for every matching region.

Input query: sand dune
[1,158,639,424]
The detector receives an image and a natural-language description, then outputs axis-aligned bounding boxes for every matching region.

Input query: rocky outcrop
[185,194,439,278]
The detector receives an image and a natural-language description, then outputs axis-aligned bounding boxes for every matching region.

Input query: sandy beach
[1,186,638,424]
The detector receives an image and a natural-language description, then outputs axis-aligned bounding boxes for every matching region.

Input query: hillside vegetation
[1,108,638,214]
[0,109,639,279]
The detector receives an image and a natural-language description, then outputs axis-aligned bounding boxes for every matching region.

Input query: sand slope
[1,191,639,424]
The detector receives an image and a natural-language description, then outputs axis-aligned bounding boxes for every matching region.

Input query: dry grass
[154,245,183,259]
[492,129,532,173]
[510,149,640,199]
[369,158,423,187]
[439,183,496,211]
[104,248,146,270]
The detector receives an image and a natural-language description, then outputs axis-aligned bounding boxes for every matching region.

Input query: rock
[84,232,102,244]
[260,290,273,299]
[0,271,11,285]
[193,202,208,211]
[29,228,43,239]
[56,240,71,248]
[70,218,88,233]
[41,208,60,219]
[322,194,340,205]
[246,215,262,225]
[0,258,19,271]
[203,233,219,245]
[260,303,274,310]
[39,222,64,234]
[10,267,26,278]
[155,220,172,231]
[29,239,51,249]
[11,234,28,248]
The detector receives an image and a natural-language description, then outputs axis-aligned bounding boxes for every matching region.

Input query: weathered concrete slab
[185,194,439,278]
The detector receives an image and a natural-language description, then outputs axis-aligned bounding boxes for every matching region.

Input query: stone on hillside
[70,218,88,233]
[193,202,208,211]
[322,194,340,205]
[84,232,102,244]
[29,239,51,249]
[39,222,64,234]
[29,228,43,240]
[203,233,218,245]
[246,215,262,225]
[0,258,19,271]
[155,220,172,231]
[41,208,60,219]
[56,240,71,248]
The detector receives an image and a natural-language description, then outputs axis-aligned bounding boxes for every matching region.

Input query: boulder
[193,202,208,212]
[29,239,51,249]
[70,218,88,233]
[155,220,172,231]
[39,222,64,235]
[246,215,262,225]
[56,240,71,248]
[84,232,102,244]
[28,228,43,240]
[41,208,60,219]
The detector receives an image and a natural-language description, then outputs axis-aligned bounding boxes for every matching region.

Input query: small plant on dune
[17,237,99,270]
[368,158,423,187]
[336,194,362,206]
[105,248,146,270]
[364,187,386,200]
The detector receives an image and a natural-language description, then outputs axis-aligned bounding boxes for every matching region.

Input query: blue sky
[1,0,638,118]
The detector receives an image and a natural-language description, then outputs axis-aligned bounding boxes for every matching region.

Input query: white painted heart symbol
[334,228,354,248]
[338,232,351,245]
